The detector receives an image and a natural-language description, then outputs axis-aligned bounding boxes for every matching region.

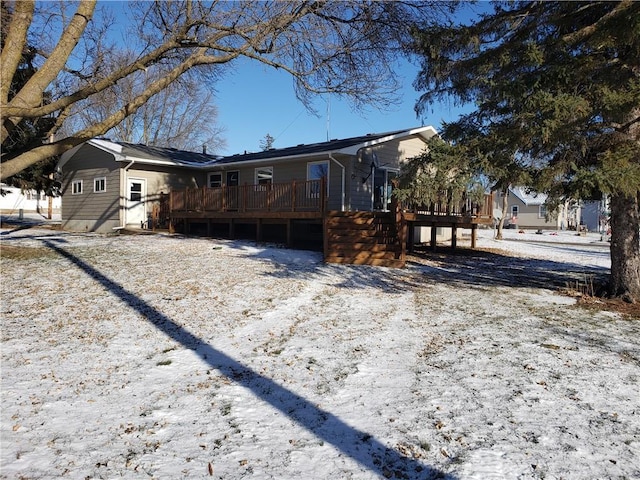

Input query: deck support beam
[451,225,458,250]
[471,224,477,249]
[256,218,263,242]
[229,219,235,239]
[430,224,437,251]
[407,224,415,253]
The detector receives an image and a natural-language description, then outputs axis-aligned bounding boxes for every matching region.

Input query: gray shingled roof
[117,142,219,165]
[103,127,429,167]
[215,129,408,164]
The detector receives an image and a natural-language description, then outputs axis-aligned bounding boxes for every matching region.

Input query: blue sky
[215,56,473,155]
[103,1,483,156]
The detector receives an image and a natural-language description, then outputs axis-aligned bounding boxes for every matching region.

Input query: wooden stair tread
[324,210,405,268]
[325,257,405,268]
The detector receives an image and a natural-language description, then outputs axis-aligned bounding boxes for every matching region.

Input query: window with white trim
[511,205,519,217]
[208,172,222,188]
[255,167,273,188]
[72,180,83,195]
[538,204,548,219]
[94,177,106,193]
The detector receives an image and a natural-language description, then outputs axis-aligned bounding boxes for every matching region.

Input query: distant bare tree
[259,133,275,151]
[1,0,453,179]
[73,71,226,152]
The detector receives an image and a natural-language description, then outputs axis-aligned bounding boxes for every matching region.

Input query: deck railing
[170,178,326,214]
[404,192,494,219]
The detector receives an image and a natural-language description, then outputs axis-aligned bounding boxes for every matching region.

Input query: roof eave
[200,150,345,169]
[114,156,215,168]
[337,126,438,155]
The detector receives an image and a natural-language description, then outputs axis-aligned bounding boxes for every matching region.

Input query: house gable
[60,143,122,232]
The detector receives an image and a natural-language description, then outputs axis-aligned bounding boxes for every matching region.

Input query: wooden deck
[403,193,494,251]
[169,181,494,267]
[170,179,325,219]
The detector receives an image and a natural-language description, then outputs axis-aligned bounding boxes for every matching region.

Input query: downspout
[117,159,135,229]
[328,153,345,212]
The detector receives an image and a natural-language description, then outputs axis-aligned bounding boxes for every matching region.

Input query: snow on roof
[510,186,548,206]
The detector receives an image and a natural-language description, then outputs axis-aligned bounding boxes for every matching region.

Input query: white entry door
[127,178,146,226]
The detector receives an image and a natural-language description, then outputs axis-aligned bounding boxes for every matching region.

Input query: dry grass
[0,245,56,261]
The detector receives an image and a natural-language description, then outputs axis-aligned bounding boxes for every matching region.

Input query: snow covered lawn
[1,226,638,479]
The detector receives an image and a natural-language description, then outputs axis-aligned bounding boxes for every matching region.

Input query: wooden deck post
[222,185,226,211]
[242,183,248,212]
[267,186,272,212]
[229,219,235,239]
[292,181,296,212]
[399,214,407,263]
[323,211,329,261]
[451,225,457,250]
[471,224,477,249]
[321,177,327,212]
[286,219,292,247]
[407,222,415,253]
[256,218,263,242]
[431,224,437,251]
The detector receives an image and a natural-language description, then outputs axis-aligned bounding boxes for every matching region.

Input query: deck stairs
[324,211,405,268]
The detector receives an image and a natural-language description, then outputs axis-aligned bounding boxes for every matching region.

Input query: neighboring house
[0,183,61,215]
[581,196,609,233]
[58,127,438,233]
[495,186,580,230]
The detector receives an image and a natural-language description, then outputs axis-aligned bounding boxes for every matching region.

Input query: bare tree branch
[0,0,34,105]
[1,0,450,180]
[2,1,96,143]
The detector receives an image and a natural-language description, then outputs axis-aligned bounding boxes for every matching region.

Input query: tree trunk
[608,192,640,302]
[496,187,509,240]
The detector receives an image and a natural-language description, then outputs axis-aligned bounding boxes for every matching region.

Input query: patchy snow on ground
[1,223,638,480]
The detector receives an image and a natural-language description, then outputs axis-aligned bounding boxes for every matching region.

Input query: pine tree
[412,1,640,301]
[395,136,485,212]
[259,134,275,151]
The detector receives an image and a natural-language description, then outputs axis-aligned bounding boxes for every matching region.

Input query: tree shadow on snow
[240,242,609,294]
[40,238,456,480]
[405,247,609,291]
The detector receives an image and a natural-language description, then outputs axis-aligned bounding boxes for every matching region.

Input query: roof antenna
[326,92,331,142]
[326,80,331,142]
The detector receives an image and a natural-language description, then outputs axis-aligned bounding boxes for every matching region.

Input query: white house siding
[61,145,121,233]
[581,200,604,232]
[0,184,61,214]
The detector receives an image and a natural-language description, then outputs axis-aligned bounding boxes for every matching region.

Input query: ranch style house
[58,127,494,267]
